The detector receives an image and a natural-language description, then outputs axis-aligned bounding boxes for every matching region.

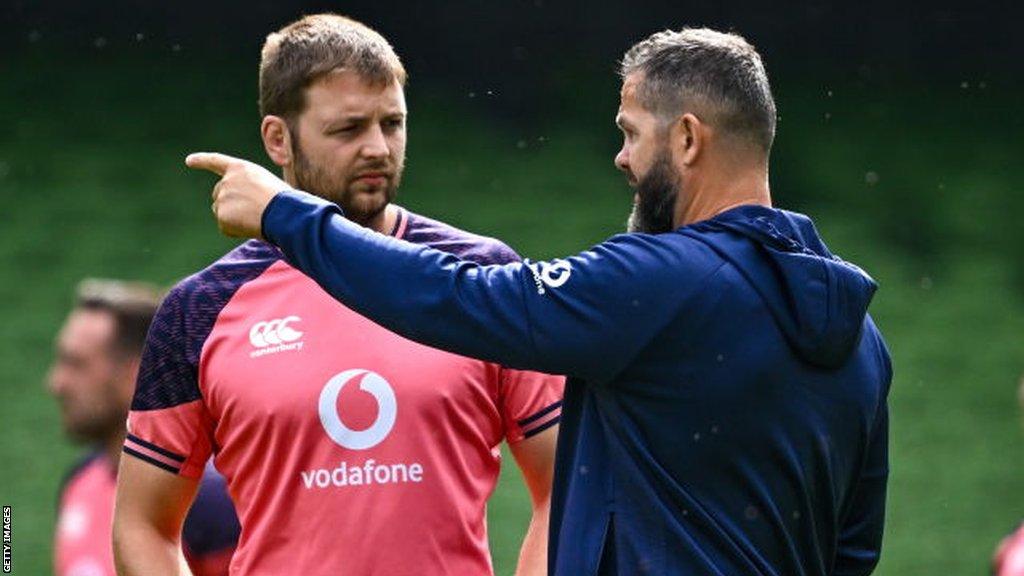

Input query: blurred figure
[991,377,1024,576]
[48,279,239,576]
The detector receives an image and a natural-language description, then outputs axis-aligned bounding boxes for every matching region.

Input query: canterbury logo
[249,316,304,357]
[525,260,572,294]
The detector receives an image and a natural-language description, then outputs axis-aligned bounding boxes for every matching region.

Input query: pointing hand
[185,152,288,239]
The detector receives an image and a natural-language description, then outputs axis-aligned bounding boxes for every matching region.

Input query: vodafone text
[300,459,424,489]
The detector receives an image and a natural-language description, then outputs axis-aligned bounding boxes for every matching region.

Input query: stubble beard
[63,401,126,446]
[292,145,403,226]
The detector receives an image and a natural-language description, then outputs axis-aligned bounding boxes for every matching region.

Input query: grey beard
[626,154,679,234]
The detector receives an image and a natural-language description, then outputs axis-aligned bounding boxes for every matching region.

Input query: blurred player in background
[48,279,239,576]
[113,14,562,576]
[991,376,1024,576]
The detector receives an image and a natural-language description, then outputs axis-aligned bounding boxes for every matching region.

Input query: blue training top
[262,191,892,576]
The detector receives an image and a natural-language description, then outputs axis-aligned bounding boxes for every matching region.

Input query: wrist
[260,190,292,244]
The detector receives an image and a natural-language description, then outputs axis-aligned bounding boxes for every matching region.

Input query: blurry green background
[2,2,1023,574]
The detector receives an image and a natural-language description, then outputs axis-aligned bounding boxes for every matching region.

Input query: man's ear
[673,113,704,166]
[261,115,294,167]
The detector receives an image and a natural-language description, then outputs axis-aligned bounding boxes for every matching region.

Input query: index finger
[185,152,241,177]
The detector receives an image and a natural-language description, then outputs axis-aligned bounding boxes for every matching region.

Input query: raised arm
[263,191,719,382]
[188,153,723,382]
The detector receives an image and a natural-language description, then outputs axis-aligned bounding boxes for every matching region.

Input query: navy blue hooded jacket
[262,191,892,576]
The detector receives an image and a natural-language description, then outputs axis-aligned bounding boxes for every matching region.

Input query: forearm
[514,500,550,576]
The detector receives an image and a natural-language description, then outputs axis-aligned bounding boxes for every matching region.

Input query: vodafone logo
[302,370,423,489]
[249,316,304,357]
[318,369,397,450]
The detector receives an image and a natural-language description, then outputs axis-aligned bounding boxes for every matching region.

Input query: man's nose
[46,366,65,396]
[614,146,630,173]
[360,125,389,160]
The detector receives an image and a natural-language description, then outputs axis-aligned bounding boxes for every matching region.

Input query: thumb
[185,152,240,176]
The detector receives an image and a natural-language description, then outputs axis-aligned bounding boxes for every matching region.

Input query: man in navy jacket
[189,27,891,576]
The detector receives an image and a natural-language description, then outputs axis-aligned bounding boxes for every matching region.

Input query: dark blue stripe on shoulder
[518,400,563,426]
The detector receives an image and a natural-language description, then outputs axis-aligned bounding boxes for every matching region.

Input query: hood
[684,205,877,368]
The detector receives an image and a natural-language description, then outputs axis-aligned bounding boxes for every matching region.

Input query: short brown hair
[621,28,776,153]
[75,278,163,357]
[259,13,407,121]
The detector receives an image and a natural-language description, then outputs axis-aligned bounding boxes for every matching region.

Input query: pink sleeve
[125,403,214,478]
[499,368,565,443]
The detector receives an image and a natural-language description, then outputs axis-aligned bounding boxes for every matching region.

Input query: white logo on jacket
[526,260,572,294]
[249,316,304,357]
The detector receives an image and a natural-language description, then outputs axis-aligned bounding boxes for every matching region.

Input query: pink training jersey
[125,208,564,576]
[996,523,1024,576]
[55,454,118,576]
[56,453,239,576]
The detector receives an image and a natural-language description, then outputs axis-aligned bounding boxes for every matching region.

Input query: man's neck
[363,203,400,235]
[676,166,772,227]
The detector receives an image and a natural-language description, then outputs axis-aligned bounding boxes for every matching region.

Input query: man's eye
[329,126,356,135]
[384,119,404,130]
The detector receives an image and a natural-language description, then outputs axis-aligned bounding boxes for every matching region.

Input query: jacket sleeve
[262,191,720,382]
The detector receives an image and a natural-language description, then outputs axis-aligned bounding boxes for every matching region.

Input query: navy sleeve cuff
[261,190,342,245]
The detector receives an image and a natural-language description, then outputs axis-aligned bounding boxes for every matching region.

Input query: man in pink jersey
[992,376,1024,576]
[113,14,563,576]
[49,279,239,576]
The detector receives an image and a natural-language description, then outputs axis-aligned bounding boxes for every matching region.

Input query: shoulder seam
[132,250,279,412]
